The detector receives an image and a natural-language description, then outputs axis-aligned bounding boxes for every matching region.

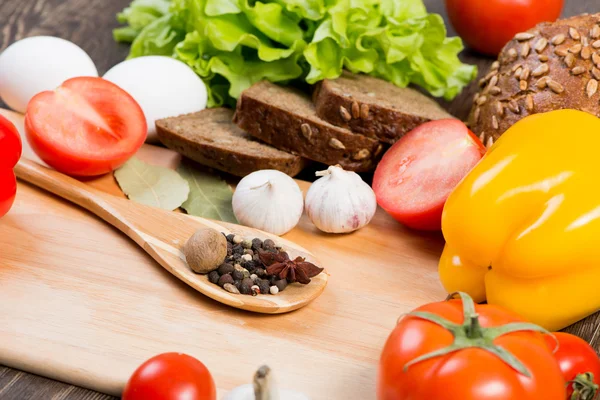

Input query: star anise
[258,250,323,284]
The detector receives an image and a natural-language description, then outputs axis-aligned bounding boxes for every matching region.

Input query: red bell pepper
[0,115,22,218]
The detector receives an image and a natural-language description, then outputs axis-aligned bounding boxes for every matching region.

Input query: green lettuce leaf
[114,0,477,105]
[113,0,171,42]
[128,14,186,58]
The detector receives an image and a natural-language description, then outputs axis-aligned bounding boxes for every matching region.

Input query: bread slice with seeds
[233,81,383,172]
[469,13,600,146]
[313,72,453,144]
[156,108,308,177]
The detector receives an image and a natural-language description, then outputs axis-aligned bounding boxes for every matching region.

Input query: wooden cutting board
[0,109,446,399]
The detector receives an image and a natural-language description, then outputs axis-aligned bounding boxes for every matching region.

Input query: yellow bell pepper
[439,109,600,331]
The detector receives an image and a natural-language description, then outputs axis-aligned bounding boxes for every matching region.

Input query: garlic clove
[223,365,310,400]
[305,165,377,234]
[232,170,304,236]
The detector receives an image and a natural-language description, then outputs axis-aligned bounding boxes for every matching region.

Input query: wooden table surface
[0,0,597,398]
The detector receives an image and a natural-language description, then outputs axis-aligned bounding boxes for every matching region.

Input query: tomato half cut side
[373,119,486,231]
[25,77,146,177]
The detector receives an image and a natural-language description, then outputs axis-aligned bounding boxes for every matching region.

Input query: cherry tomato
[378,293,566,400]
[25,77,146,177]
[122,353,217,400]
[445,0,563,56]
[545,332,600,400]
[372,119,485,231]
[0,114,22,218]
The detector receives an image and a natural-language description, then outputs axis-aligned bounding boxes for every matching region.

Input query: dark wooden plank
[0,0,598,398]
[0,366,115,400]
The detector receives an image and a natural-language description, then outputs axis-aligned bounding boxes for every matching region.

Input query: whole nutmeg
[184,228,227,274]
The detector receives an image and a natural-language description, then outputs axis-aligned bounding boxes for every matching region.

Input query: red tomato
[25,77,146,177]
[378,292,566,400]
[372,119,485,231]
[0,115,22,218]
[445,0,563,56]
[122,353,217,400]
[545,332,600,400]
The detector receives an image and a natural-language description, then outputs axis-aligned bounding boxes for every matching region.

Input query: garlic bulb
[233,170,304,236]
[305,165,376,233]
[223,365,310,400]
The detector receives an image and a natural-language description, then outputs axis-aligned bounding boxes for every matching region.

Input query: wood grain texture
[0,0,597,398]
[1,147,445,400]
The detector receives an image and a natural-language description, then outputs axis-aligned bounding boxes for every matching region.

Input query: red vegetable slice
[25,77,146,177]
[373,119,486,231]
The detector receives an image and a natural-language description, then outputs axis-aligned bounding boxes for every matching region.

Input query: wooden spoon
[14,159,327,313]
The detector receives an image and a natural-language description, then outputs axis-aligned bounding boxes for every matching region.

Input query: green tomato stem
[403,292,552,378]
[570,372,599,400]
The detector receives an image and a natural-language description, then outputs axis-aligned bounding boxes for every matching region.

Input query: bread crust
[469,13,600,145]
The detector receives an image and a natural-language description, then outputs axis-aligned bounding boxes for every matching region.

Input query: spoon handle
[15,159,102,206]
[14,159,135,235]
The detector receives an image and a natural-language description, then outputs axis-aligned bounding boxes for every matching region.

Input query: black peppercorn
[254,267,266,277]
[241,277,254,287]
[263,239,275,250]
[240,277,254,295]
[275,279,288,292]
[226,234,236,243]
[217,263,234,275]
[239,284,251,295]
[217,274,234,288]
[208,271,220,284]
[257,279,270,295]
[233,279,241,289]
[251,238,263,251]
[232,265,245,281]
[242,260,256,270]
[253,254,261,263]
[269,275,278,285]
[227,242,233,256]
[233,244,244,255]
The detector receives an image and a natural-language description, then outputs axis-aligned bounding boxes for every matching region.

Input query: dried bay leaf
[114,157,190,211]
[177,161,237,223]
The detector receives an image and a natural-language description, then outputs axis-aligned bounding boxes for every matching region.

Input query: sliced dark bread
[233,81,383,172]
[156,108,307,177]
[313,72,453,144]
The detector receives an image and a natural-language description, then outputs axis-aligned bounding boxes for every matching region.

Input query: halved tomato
[373,119,486,231]
[25,77,146,176]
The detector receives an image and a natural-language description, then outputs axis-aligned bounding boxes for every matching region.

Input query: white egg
[103,56,208,142]
[0,36,98,113]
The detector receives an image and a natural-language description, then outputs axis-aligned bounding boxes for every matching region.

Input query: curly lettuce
[114,0,476,106]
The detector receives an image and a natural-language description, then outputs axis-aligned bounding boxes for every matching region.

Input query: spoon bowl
[14,159,327,313]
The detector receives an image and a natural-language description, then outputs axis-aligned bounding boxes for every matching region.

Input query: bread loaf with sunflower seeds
[468,13,600,146]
